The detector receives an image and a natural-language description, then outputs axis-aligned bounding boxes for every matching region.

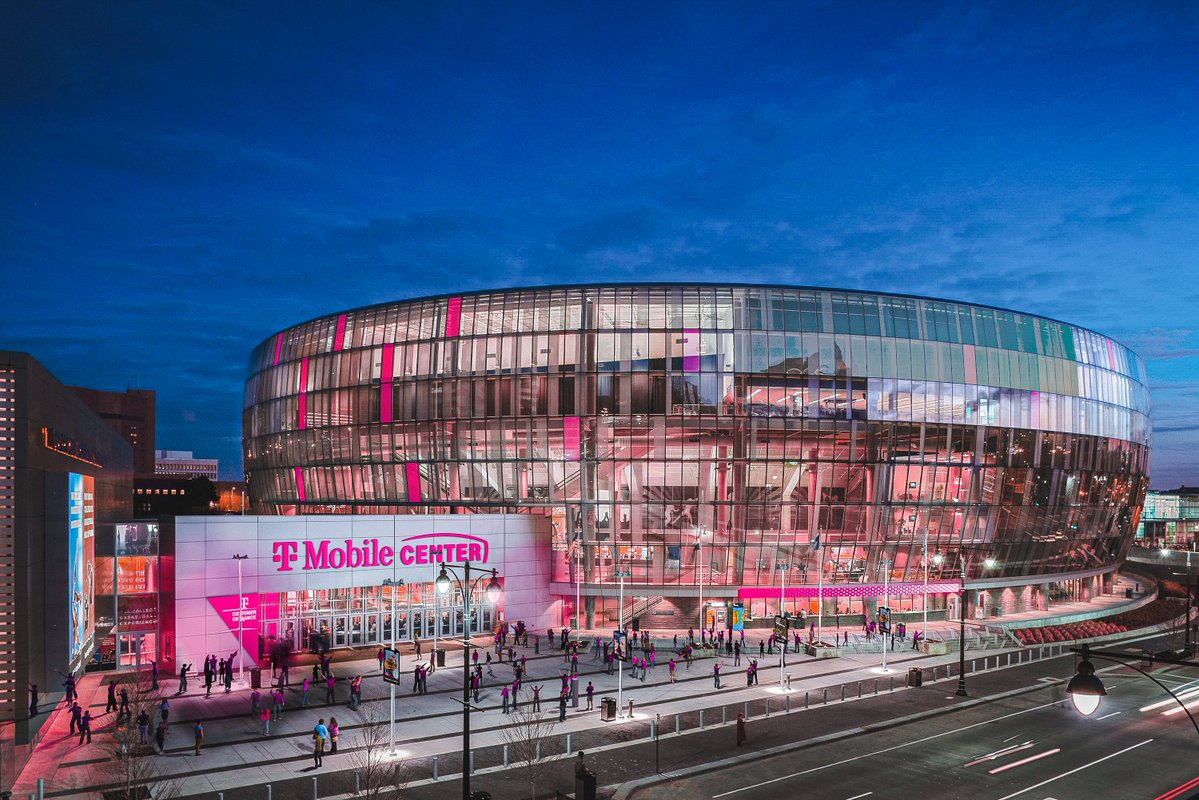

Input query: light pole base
[955,681,968,697]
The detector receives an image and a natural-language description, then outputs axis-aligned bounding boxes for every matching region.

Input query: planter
[919,640,952,655]
[804,642,841,659]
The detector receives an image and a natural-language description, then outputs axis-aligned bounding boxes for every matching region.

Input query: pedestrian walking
[138,710,150,743]
[28,683,39,717]
[150,658,159,691]
[312,719,328,768]
[586,681,594,710]
[154,721,166,754]
[78,710,92,744]
[501,684,510,713]
[106,680,118,714]
[736,712,746,746]
[193,721,204,756]
[224,666,233,693]
[377,647,385,671]
[251,688,261,717]
[532,684,542,711]
[119,687,130,719]
[325,673,336,704]
[160,697,170,725]
[259,705,271,736]
[62,673,77,704]
[302,676,310,707]
[669,658,676,682]
[329,717,339,754]
[350,675,362,710]
[714,661,722,689]
[558,691,568,722]
[69,703,81,736]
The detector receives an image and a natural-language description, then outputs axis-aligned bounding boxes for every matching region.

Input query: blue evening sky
[1,3,1196,485]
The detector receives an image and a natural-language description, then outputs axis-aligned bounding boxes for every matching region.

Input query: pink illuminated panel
[334,314,347,351]
[445,296,462,338]
[272,332,283,366]
[380,343,395,423]
[739,581,962,599]
[294,466,306,501]
[405,461,422,502]
[563,416,581,461]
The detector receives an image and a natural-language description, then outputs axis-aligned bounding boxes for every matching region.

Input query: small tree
[499,704,560,800]
[103,668,181,800]
[350,704,411,800]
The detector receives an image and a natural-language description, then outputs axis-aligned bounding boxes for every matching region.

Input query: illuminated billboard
[68,473,96,664]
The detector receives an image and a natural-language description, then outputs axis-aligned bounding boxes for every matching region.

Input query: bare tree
[103,668,182,799]
[499,704,560,800]
[349,704,411,800]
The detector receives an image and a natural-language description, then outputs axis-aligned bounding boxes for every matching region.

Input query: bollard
[394,764,404,788]
[804,690,809,709]
[744,701,749,719]
[841,685,846,701]
[675,714,680,734]
[37,781,43,800]
[267,786,273,800]
[857,681,862,699]
[219,795,224,800]
[433,756,439,780]
[765,699,770,716]
[312,777,318,800]
[890,677,894,692]
[503,745,509,767]
[722,707,727,725]
[535,742,541,760]
[873,679,878,695]
[699,710,705,729]
[786,694,791,713]
[823,687,828,704]
[355,772,360,795]
[650,719,656,739]
[470,751,475,774]
[566,734,572,755]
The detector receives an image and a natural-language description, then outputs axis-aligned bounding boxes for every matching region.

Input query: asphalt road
[631,644,1199,800]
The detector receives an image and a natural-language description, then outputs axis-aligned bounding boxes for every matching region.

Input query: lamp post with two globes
[434,563,502,800]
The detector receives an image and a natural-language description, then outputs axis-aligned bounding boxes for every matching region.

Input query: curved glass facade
[244,284,1150,610]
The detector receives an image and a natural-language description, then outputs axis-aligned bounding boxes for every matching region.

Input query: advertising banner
[68,473,96,665]
[731,603,744,631]
[382,648,402,685]
[209,592,261,665]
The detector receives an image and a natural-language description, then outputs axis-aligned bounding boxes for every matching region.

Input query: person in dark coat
[736,711,747,746]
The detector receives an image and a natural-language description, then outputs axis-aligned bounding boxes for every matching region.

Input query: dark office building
[0,352,133,791]
[69,385,156,475]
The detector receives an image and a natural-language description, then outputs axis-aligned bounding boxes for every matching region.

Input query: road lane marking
[987,748,1060,774]
[993,739,1154,800]
[1096,711,1121,720]
[965,742,1034,767]
[1002,733,1024,743]
[710,701,1060,798]
[845,793,873,800]
[1155,773,1199,800]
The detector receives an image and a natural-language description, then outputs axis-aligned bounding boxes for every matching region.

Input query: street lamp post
[957,555,996,697]
[880,559,891,673]
[615,567,632,716]
[777,559,789,686]
[232,554,248,685]
[435,563,502,800]
[1163,546,1195,654]
[695,527,710,639]
[382,578,405,755]
[922,529,930,633]
[1067,644,1199,737]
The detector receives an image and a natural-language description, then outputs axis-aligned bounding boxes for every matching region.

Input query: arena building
[239,284,1150,637]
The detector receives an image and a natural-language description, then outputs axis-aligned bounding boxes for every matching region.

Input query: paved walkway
[10,575,1149,798]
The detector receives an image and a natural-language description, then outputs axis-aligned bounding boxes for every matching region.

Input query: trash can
[907,667,923,687]
[600,696,617,721]
[576,771,597,800]
[250,667,262,689]
[436,649,446,667]
[1125,588,1134,598]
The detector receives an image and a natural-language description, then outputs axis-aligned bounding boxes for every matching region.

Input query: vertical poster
[68,473,96,664]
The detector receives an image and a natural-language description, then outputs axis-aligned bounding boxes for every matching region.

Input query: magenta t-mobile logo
[271,533,490,572]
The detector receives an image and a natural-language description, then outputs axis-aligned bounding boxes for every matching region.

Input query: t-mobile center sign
[271,532,491,571]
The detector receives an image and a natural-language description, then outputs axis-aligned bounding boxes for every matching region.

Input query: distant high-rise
[69,386,156,475]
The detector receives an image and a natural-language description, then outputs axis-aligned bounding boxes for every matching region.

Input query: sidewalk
[11,575,1147,798]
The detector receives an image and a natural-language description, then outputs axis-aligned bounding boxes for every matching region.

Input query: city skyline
[2,3,1196,485]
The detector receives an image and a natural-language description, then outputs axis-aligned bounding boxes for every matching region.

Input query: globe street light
[434,562,502,800]
[1066,645,1199,737]
[381,577,405,755]
[926,549,945,635]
